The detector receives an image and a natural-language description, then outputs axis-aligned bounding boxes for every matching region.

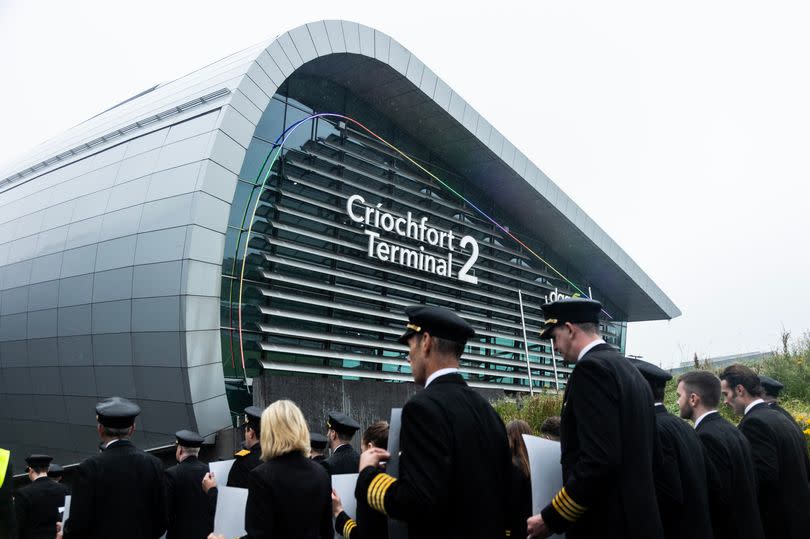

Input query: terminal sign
[345,194,479,285]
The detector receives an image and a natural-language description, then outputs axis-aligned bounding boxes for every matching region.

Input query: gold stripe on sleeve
[367,474,389,507]
[343,519,357,538]
[555,491,583,517]
[370,474,396,514]
[551,493,578,521]
[368,473,395,513]
[560,488,586,512]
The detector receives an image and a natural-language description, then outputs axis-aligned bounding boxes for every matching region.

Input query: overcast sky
[1,1,808,368]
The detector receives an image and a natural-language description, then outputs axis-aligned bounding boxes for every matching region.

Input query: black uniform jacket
[652,405,714,539]
[334,503,388,539]
[768,402,798,425]
[227,444,262,488]
[355,372,512,539]
[506,463,532,539]
[540,344,664,539]
[165,456,213,539]
[321,444,360,476]
[15,476,69,539]
[695,412,764,539]
[63,439,167,539]
[738,402,810,539]
[244,451,332,539]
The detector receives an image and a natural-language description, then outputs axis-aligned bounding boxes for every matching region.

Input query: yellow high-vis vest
[0,448,9,488]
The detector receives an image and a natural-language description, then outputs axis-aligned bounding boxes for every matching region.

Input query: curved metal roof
[0,20,679,321]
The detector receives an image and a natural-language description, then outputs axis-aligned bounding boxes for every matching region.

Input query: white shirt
[744,398,765,415]
[577,338,606,361]
[332,442,350,453]
[694,410,718,429]
[105,439,122,449]
[425,367,458,388]
[654,402,665,407]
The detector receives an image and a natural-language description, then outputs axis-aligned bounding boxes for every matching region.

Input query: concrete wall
[253,372,505,451]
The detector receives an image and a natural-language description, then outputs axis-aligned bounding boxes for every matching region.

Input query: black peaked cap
[96,396,141,428]
[25,454,53,468]
[244,406,263,426]
[539,298,602,340]
[175,429,205,448]
[759,375,784,396]
[327,411,360,435]
[310,433,328,450]
[398,305,475,345]
[628,358,672,384]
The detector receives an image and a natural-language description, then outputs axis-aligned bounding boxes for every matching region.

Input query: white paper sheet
[213,485,249,538]
[61,495,71,522]
[209,459,235,485]
[523,434,566,539]
[332,473,359,539]
[386,408,408,539]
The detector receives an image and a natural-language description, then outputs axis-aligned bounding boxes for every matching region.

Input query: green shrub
[492,391,564,434]
[756,330,810,403]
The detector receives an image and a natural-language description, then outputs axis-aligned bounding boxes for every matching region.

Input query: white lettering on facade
[347,194,476,285]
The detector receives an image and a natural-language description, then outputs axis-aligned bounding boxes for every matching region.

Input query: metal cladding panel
[0,98,236,469]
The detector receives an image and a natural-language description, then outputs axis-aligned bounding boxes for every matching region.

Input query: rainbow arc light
[230,113,607,379]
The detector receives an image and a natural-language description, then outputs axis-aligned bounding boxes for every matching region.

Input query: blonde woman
[243,400,332,539]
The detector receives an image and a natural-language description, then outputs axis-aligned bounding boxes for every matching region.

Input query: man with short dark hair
[527,299,663,539]
[676,370,764,539]
[202,406,263,507]
[225,406,264,488]
[165,430,212,539]
[63,396,167,539]
[719,364,810,539]
[15,454,69,539]
[630,359,713,539]
[321,412,361,475]
[539,416,561,441]
[356,304,512,538]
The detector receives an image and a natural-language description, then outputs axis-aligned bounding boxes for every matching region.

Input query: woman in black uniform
[244,399,333,539]
[332,421,390,539]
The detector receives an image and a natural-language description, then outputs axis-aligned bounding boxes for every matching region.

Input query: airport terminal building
[0,21,679,468]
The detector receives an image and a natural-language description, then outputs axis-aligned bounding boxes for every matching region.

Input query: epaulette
[234,449,251,457]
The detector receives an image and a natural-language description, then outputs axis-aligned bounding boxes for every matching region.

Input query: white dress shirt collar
[425,367,459,388]
[577,338,606,361]
[333,442,349,453]
[694,410,718,429]
[745,398,765,415]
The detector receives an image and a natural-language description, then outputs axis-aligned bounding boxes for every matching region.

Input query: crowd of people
[1,299,809,539]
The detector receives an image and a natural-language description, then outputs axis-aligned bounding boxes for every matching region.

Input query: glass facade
[221,74,627,400]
